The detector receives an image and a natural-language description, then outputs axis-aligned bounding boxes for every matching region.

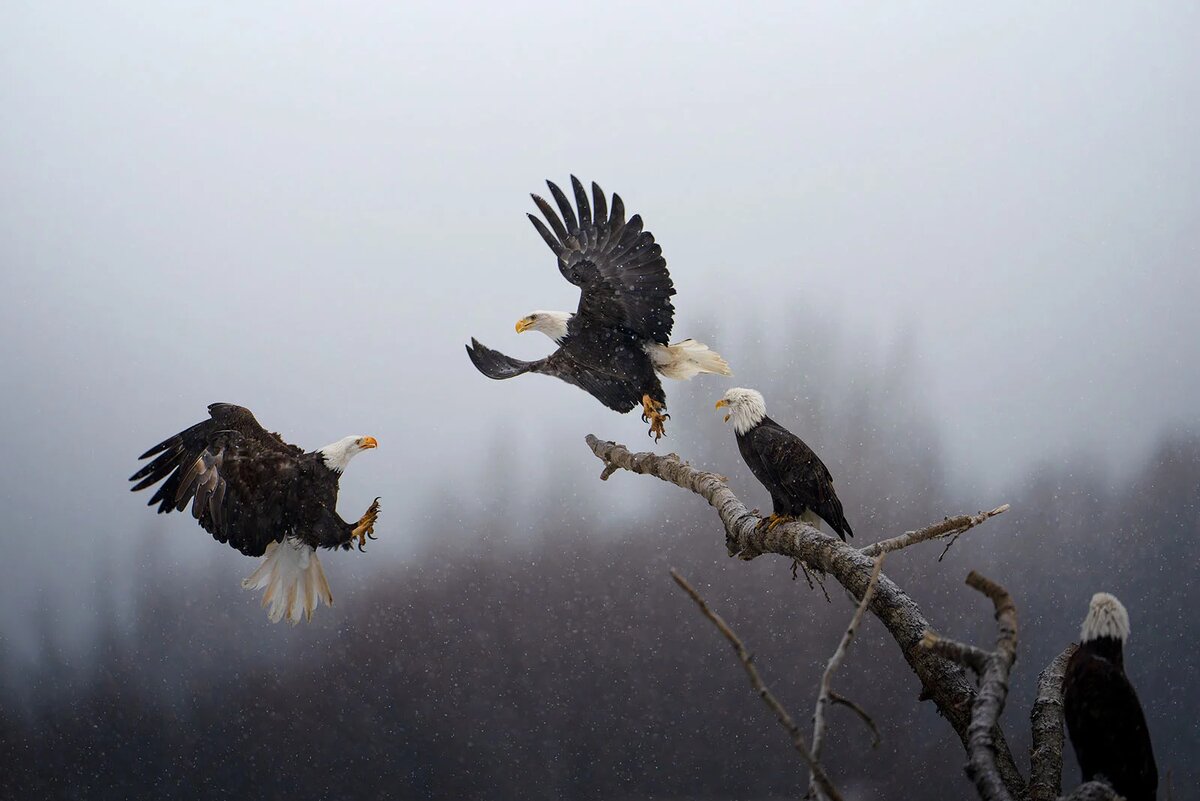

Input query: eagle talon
[641,395,669,442]
[350,497,381,552]
[768,514,795,532]
[758,513,793,532]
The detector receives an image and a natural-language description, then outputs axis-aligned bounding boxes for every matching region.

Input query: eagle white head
[515,310,571,343]
[318,435,378,473]
[715,387,767,435]
[1080,592,1130,643]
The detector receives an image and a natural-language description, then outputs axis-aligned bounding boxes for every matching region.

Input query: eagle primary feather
[467,176,730,440]
[130,403,380,623]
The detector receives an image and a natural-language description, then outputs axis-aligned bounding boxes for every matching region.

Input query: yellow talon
[350,497,381,551]
[640,395,670,442]
[760,513,793,532]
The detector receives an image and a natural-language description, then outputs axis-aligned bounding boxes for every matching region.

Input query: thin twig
[809,554,885,799]
[812,569,831,603]
[828,692,881,748]
[861,505,1009,558]
[670,569,844,801]
[938,531,964,561]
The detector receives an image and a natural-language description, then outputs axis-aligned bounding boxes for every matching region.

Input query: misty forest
[4,329,1197,799]
[2,4,1199,801]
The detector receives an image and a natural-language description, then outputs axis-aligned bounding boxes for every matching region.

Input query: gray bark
[584,435,1027,798]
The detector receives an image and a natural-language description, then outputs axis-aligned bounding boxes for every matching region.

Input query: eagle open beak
[515,318,533,334]
[360,436,378,450]
[715,399,731,423]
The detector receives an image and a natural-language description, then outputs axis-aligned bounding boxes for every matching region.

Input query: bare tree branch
[828,692,881,748]
[669,569,844,801]
[585,436,1026,797]
[920,571,1019,801]
[1028,644,1077,801]
[809,554,885,799]
[920,632,991,674]
[861,505,1009,558]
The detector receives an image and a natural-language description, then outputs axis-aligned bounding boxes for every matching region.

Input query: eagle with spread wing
[466,176,730,441]
[129,403,380,624]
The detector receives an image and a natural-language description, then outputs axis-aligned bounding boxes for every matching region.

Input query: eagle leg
[350,497,381,552]
[759,513,795,532]
[640,395,670,442]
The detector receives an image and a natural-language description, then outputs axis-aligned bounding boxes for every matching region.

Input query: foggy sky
[2,3,1198,648]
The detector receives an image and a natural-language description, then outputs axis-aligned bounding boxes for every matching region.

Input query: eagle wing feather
[747,421,853,540]
[530,176,676,345]
[130,404,316,557]
[465,338,644,412]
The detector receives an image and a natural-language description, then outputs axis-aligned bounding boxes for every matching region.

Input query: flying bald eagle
[466,176,730,441]
[1063,593,1158,801]
[715,388,853,540]
[129,403,381,624]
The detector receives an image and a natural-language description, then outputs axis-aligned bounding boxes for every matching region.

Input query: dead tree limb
[1028,644,1077,801]
[809,554,885,799]
[828,692,880,748]
[584,435,1025,797]
[669,569,844,801]
[861,505,1010,558]
[920,571,1019,801]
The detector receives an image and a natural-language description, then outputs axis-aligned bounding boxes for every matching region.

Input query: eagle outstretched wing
[746,421,854,540]
[528,176,676,345]
[466,338,645,413]
[129,403,312,557]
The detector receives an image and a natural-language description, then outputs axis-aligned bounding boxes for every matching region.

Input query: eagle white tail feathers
[649,339,732,381]
[801,509,823,530]
[241,539,333,624]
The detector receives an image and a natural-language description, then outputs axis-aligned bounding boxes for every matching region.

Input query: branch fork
[585,435,1024,796]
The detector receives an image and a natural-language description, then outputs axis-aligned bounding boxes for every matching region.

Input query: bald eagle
[715,388,853,540]
[129,403,381,624]
[1063,593,1158,801]
[466,176,730,441]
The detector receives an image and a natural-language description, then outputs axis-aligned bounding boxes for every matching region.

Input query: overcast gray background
[2,3,1198,651]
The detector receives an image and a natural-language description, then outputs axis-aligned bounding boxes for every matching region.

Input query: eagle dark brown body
[1063,595,1158,801]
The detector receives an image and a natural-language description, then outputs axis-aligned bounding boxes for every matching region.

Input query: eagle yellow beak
[715,399,731,422]
[515,317,533,334]
[359,436,378,450]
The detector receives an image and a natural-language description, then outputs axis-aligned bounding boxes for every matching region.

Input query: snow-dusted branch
[1028,645,1077,801]
[920,571,1019,801]
[860,505,1009,558]
[584,435,1025,797]
[809,554,885,799]
[669,569,844,801]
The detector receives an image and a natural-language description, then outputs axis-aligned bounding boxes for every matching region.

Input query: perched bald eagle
[129,403,381,624]
[1063,593,1158,801]
[715,388,853,540]
[466,176,730,441]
